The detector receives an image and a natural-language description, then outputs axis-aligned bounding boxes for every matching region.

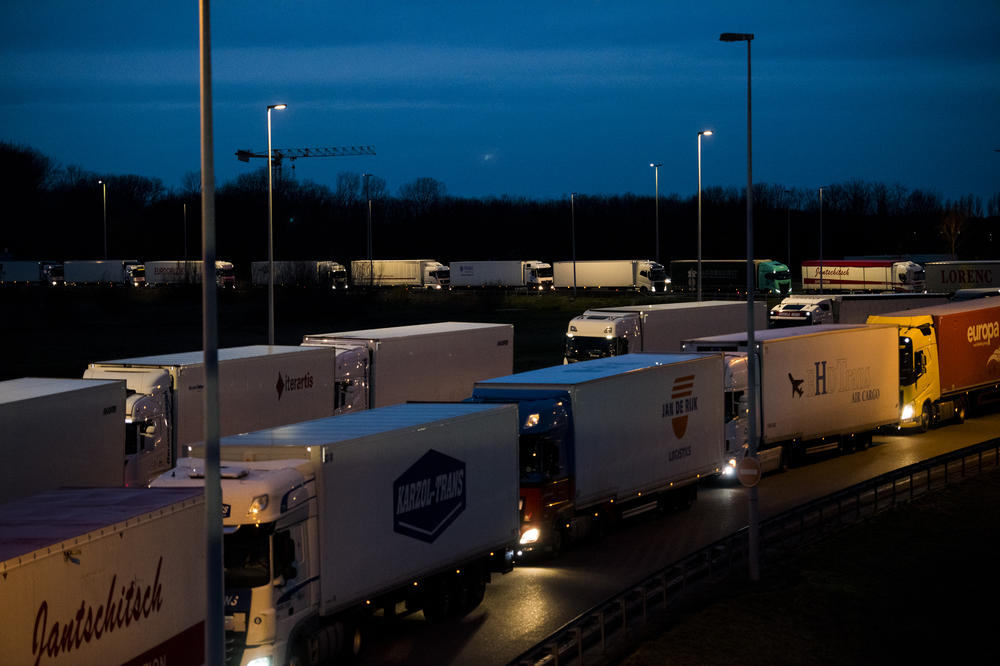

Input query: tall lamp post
[650,163,662,264]
[818,186,825,293]
[363,173,373,286]
[266,103,287,346]
[783,189,792,273]
[98,180,108,259]
[571,192,577,298]
[697,130,713,301]
[720,30,759,582]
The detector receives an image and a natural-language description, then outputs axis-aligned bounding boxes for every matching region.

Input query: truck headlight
[248,494,269,518]
[246,658,273,666]
[901,404,914,421]
[520,528,540,545]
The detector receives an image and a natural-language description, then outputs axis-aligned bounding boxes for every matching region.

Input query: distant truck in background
[251,260,348,289]
[924,260,1000,293]
[868,299,1000,431]
[84,345,337,486]
[351,259,450,288]
[564,300,766,363]
[769,293,949,327]
[450,260,553,290]
[669,259,791,295]
[302,322,514,413]
[800,259,925,292]
[144,259,236,287]
[0,260,62,285]
[152,402,518,666]
[0,377,126,503]
[0,487,206,666]
[63,259,144,286]
[552,259,667,292]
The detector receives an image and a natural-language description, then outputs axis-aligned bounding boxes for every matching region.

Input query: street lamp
[720,30,759,582]
[98,180,108,259]
[650,163,662,263]
[818,186,826,293]
[571,193,577,298]
[783,190,792,274]
[266,103,287,346]
[363,173,373,286]
[697,130,713,301]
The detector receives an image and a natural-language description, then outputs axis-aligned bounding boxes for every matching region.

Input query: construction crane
[235,145,375,180]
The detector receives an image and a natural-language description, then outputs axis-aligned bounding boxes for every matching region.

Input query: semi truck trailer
[449,260,553,289]
[868,299,1000,430]
[682,324,900,469]
[0,377,126,503]
[0,487,205,666]
[470,353,740,554]
[669,259,791,295]
[251,260,348,289]
[800,259,925,292]
[0,260,61,285]
[84,345,337,486]
[564,300,766,363]
[769,293,949,327]
[924,260,1000,293]
[552,259,667,292]
[302,322,514,414]
[144,260,236,287]
[151,402,518,666]
[63,259,144,286]
[350,259,450,288]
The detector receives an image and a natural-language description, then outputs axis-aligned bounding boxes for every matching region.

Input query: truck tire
[421,576,452,622]
[955,399,967,424]
[918,403,932,433]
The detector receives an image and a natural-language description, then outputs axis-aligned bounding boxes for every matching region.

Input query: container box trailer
[302,322,514,413]
[0,260,45,283]
[564,300,766,363]
[669,259,791,295]
[350,259,449,288]
[0,487,205,666]
[470,353,736,554]
[868,299,1000,430]
[552,259,667,292]
[251,260,348,289]
[63,259,143,286]
[924,260,1000,293]
[151,402,518,666]
[144,259,236,287]
[682,325,900,469]
[769,293,949,327]
[84,345,337,486]
[0,377,126,503]
[800,259,925,292]
[449,260,553,289]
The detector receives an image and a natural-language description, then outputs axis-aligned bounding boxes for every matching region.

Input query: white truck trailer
[144,259,237,287]
[84,345,337,486]
[470,353,738,554]
[350,259,450,288]
[682,324,900,469]
[63,259,144,286]
[0,487,205,666]
[251,260,348,289]
[769,293,949,327]
[151,402,518,666]
[924,260,1000,293]
[800,259,925,292]
[564,300,766,363]
[302,322,514,414]
[449,260,553,289]
[0,377,126,503]
[552,259,667,292]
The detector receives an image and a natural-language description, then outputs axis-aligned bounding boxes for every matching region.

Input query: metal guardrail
[507,436,1000,666]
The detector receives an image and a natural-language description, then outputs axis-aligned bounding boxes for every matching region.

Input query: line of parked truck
[4,297,1000,665]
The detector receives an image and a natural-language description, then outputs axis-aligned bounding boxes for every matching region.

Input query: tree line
[2,141,997,279]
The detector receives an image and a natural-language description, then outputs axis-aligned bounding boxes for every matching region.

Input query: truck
[302,322,514,414]
[0,377,126,503]
[0,487,206,666]
[924,260,1000,293]
[83,345,337,486]
[564,300,766,363]
[63,259,144,286]
[868,299,1000,431]
[350,259,450,289]
[0,260,60,285]
[552,259,667,292]
[669,259,791,295]
[251,260,348,289]
[800,259,925,292]
[144,259,237,287]
[449,260,553,290]
[469,353,739,554]
[682,324,900,469]
[151,402,518,666]
[769,293,949,327]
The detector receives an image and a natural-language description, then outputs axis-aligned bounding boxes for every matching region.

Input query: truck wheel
[421,577,452,622]
[918,403,932,433]
[955,399,967,424]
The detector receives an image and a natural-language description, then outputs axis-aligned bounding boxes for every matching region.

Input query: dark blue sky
[3,1,998,202]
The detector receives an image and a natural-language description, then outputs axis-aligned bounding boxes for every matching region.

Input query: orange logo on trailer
[662,374,698,439]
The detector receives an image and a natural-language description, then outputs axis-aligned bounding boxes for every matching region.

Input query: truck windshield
[520,432,566,484]
[898,338,916,386]
[535,266,553,278]
[565,336,622,362]
[224,525,273,589]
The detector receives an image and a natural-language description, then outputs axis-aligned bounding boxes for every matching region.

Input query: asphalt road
[355,411,1000,666]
